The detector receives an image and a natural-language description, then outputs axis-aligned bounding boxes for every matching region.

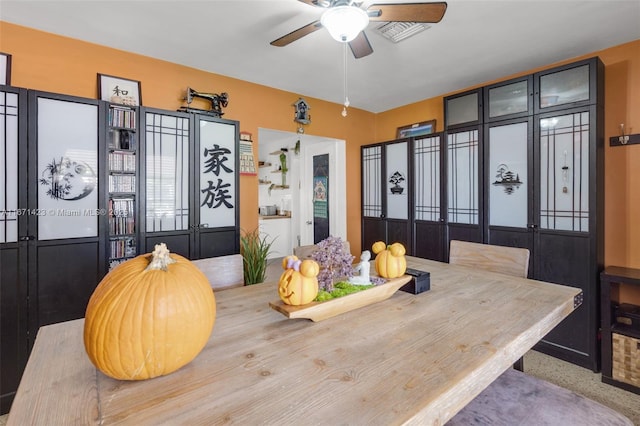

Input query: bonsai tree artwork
[388,171,405,194]
[310,236,354,292]
[493,163,522,195]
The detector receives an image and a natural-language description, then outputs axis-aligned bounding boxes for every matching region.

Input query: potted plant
[240,228,275,285]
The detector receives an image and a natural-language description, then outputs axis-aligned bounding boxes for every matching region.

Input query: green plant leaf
[240,228,276,285]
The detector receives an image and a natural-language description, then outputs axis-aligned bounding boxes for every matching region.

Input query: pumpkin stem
[145,243,177,272]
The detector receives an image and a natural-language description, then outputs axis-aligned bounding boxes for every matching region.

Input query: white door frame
[298,137,347,246]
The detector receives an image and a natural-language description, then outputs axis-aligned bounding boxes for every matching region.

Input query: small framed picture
[397,120,436,139]
[98,73,142,106]
[0,52,12,85]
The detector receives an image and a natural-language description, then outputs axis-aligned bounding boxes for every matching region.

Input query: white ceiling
[1,0,639,113]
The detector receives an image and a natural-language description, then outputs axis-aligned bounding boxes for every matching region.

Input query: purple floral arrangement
[310,236,385,291]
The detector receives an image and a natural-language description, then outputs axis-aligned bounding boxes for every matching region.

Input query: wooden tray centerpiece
[269,274,411,322]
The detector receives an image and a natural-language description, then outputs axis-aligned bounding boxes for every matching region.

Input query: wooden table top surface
[8,257,581,425]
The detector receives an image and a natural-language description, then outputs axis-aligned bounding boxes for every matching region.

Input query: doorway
[257,128,346,257]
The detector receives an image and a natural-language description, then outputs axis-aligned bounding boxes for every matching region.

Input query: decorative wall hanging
[492,163,522,195]
[293,98,311,125]
[239,131,257,175]
[179,87,228,117]
[388,171,406,194]
[397,120,436,139]
[0,52,12,85]
[98,74,142,106]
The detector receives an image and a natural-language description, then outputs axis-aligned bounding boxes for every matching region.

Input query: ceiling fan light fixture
[321,6,369,43]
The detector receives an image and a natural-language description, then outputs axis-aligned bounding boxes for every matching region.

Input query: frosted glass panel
[488,80,529,118]
[386,142,408,220]
[414,135,440,222]
[446,92,478,126]
[539,112,589,231]
[448,130,479,224]
[540,65,589,108]
[199,120,236,228]
[0,91,19,243]
[145,112,190,232]
[362,146,382,218]
[37,98,98,240]
[489,122,528,228]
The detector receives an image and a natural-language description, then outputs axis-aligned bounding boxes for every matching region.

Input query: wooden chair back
[449,240,530,278]
[192,254,244,291]
[293,244,318,259]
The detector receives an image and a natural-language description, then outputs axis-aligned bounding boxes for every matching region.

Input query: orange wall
[2,23,639,300]
[0,22,376,250]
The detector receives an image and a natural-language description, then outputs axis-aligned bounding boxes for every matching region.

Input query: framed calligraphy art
[98,73,142,106]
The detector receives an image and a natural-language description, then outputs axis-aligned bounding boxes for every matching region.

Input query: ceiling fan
[270,0,447,59]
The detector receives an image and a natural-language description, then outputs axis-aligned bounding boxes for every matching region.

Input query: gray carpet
[524,350,639,425]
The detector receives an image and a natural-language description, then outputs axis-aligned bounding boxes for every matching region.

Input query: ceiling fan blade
[270,20,323,47]
[297,0,329,7]
[367,2,447,23]
[349,31,374,59]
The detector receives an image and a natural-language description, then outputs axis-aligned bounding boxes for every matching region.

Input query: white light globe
[321,6,369,42]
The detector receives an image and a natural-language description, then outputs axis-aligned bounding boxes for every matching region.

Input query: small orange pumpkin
[83,243,216,380]
[372,241,407,278]
[278,256,319,305]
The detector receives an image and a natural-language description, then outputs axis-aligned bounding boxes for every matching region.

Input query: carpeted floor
[524,350,639,425]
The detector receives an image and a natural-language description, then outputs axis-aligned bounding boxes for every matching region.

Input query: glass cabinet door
[535,58,601,113]
[445,89,482,129]
[144,111,190,233]
[485,76,532,122]
[538,111,590,232]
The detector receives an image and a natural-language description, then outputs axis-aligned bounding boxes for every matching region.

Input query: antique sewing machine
[179,87,229,117]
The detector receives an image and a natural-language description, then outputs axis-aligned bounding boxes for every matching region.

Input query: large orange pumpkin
[83,243,216,380]
[278,255,319,305]
[372,241,407,278]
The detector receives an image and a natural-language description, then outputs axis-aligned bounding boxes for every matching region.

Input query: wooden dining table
[7,256,582,425]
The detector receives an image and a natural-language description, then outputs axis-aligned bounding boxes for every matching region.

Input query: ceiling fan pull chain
[342,42,349,117]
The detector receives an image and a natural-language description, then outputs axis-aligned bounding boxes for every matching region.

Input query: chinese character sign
[199,121,236,228]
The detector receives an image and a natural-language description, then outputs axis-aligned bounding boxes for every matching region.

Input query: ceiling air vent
[376,22,430,43]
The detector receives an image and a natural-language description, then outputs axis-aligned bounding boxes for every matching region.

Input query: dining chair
[192,254,244,291]
[450,239,530,372]
[447,241,634,425]
[449,239,530,278]
[293,244,318,259]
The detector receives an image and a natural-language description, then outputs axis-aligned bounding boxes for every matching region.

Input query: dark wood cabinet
[362,57,604,371]
[361,140,412,254]
[1,88,107,413]
[139,109,240,259]
[600,266,640,394]
[0,93,241,415]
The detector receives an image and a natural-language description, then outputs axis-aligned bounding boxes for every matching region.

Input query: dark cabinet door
[532,106,602,371]
[27,91,107,330]
[0,86,28,414]
[483,117,534,274]
[361,141,412,254]
[193,115,240,257]
[140,109,239,259]
[412,134,446,262]
[445,126,484,251]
